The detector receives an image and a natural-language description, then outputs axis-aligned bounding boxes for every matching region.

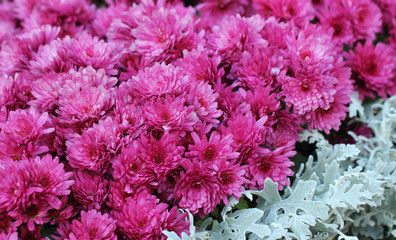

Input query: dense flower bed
[0,0,395,239]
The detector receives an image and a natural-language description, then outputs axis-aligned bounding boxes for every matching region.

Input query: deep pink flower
[128,62,188,101]
[70,34,119,75]
[92,1,129,38]
[68,210,117,240]
[345,42,396,99]
[72,171,109,210]
[0,1,16,44]
[208,14,267,64]
[112,191,168,239]
[131,3,203,64]
[229,48,285,89]
[175,161,221,217]
[0,74,16,109]
[0,232,18,240]
[213,160,247,205]
[186,131,239,163]
[196,0,249,29]
[138,132,184,183]
[175,49,224,84]
[112,141,157,187]
[159,207,190,239]
[252,0,314,26]
[243,86,281,121]
[348,0,382,42]
[186,80,223,124]
[144,96,198,132]
[247,141,295,190]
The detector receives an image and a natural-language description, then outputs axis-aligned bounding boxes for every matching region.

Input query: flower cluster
[0,0,394,238]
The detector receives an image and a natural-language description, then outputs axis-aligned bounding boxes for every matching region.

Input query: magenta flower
[138,132,184,183]
[247,141,295,190]
[175,161,221,217]
[346,42,396,99]
[208,14,267,64]
[144,96,198,132]
[187,131,239,163]
[68,210,117,240]
[72,171,109,210]
[70,34,118,75]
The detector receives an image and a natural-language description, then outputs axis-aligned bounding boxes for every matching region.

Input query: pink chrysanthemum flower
[29,37,74,78]
[345,42,396,99]
[186,131,239,163]
[252,0,314,26]
[118,52,148,81]
[304,74,353,134]
[0,232,18,240]
[247,140,295,190]
[66,117,121,174]
[159,207,190,239]
[92,1,129,38]
[220,111,267,163]
[196,0,249,29]
[229,48,284,89]
[318,1,355,45]
[131,3,204,64]
[144,96,198,132]
[128,62,188,101]
[156,168,182,202]
[137,132,184,183]
[268,110,303,144]
[70,34,118,75]
[24,155,74,209]
[72,171,109,210]
[260,17,297,49]
[112,142,157,188]
[175,161,221,217]
[0,2,16,44]
[68,210,117,240]
[57,81,114,131]
[212,159,247,205]
[113,191,181,240]
[243,86,280,122]
[348,0,382,42]
[175,49,224,84]
[208,14,267,64]
[107,180,153,210]
[186,80,223,124]
[0,25,60,76]
[0,108,54,146]
[0,74,16,109]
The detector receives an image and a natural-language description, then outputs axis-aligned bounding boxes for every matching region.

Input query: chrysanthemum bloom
[92,1,129,38]
[0,1,16,44]
[112,142,157,188]
[252,0,314,26]
[186,80,223,124]
[196,0,249,29]
[113,190,188,240]
[348,0,382,42]
[0,211,18,235]
[175,49,224,85]
[72,171,109,210]
[267,110,303,144]
[48,196,73,225]
[112,95,146,142]
[131,3,204,65]
[29,37,74,78]
[128,63,188,101]
[259,17,297,49]
[246,140,295,190]
[70,34,119,75]
[0,74,16,109]
[57,82,114,131]
[243,86,280,123]
[208,14,267,64]
[220,111,267,163]
[0,232,17,240]
[304,73,353,134]
[66,118,119,174]
[175,161,221,217]
[318,1,355,45]
[156,168,182,202]
[107,179,153,210]
[68,210,117,240]
[374,0,396,27]
[228,48,284,89]
[186,131,239,163]
[144,96,198,132]
[137,132,184,183]
[212,159,247,205]
[24,155,74,209]
[345,42,396,99]
[118,52,148,81]
[0,108,54,146]
[21,0,95,37]
[0,25,60,76]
